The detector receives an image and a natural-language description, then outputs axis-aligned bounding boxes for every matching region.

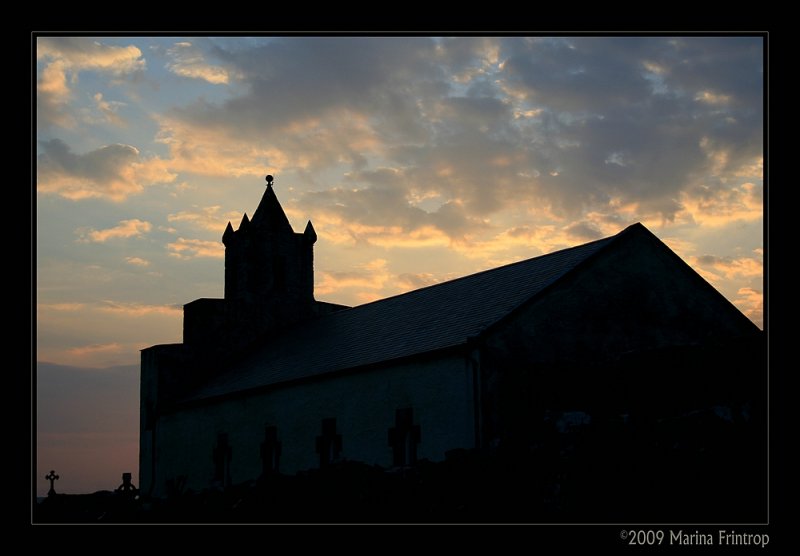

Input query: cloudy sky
[35,36,763,494]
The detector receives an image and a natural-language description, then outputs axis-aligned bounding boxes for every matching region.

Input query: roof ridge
[179,223,643,404]
[328,226,627,313]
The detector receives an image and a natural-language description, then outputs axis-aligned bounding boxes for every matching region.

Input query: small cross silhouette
[115,472,138,496]
[45,470,59,497]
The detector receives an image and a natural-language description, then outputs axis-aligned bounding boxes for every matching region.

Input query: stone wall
[148,353,475,497]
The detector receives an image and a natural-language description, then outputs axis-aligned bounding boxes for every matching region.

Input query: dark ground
[35,405,765,524]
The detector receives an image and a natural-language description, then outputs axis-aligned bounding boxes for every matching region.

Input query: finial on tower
[266,174,274,188]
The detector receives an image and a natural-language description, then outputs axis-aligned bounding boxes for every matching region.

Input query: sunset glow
[36,36,764,495]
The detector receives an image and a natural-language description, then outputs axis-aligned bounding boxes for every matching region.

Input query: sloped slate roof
[182,226,631,403]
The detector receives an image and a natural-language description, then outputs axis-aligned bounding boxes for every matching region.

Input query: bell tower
[222,175,317,338]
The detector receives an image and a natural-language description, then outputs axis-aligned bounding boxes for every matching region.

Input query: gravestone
[45,470,59,497]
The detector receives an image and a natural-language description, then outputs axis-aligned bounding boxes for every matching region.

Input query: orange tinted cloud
[153,109,381,181]
[85,92,127,126]
[37,38,144,75]
[97,301,181,317]
[37,300,183,367]
[38,139,175,201]
[734,287,763,329]
[66,342,124,357]
[678,182,762,226]
[168,205,241,231]
[167,237,224,259]
[695,90,732,105]
[154,117,288,178]
[316,258,391,296]
[396,272,440,291]
[125,256,150,267]
[166,41,237,84]
[690,253,763,285]
[37,37,145,128]
[79,219,152,242]
[38,302,87,312]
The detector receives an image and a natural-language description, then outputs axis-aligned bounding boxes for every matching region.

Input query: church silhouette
[140,176,764,521]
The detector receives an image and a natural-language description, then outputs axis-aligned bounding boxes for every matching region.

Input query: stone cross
[45,470,59,497]
[116,472,137,494]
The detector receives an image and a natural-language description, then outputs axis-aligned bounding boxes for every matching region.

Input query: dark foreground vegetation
[36,405,764,524]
